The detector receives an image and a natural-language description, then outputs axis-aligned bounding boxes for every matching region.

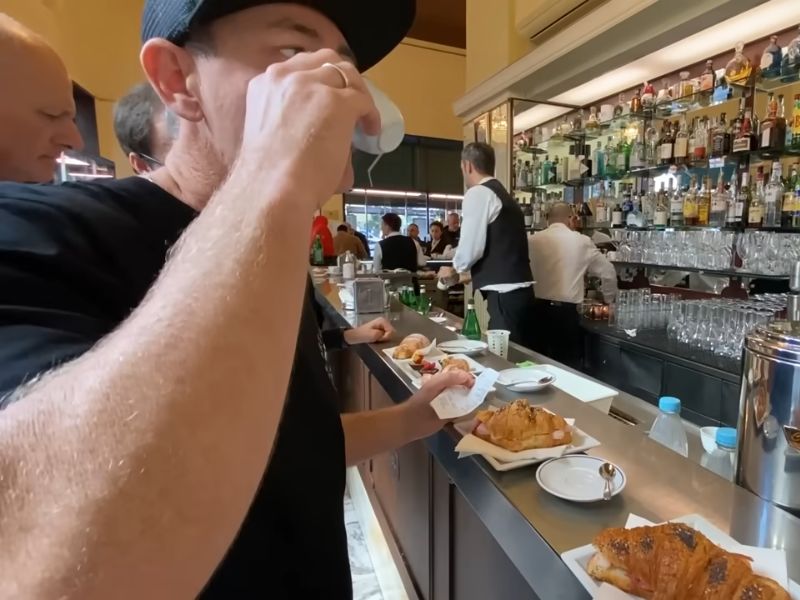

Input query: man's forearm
[0,165,315,599]
[342,402,434,466]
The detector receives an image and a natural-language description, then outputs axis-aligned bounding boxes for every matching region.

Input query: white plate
[497,368,555,392]
[437,340,489,356]
[536,455,626,503]
[453,420,601,472]
[561,513,795,599]
[403,354,487,387]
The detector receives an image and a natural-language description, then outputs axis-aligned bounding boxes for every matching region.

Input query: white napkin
[430,368,498,420]
[338,287,354,307]
[455,418,575,462]
[594,583,633,600]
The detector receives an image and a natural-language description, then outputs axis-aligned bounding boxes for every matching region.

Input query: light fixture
[56,154,91,167]
[349,188,424,198]
[429,193,465,200]
[69,173,114,179]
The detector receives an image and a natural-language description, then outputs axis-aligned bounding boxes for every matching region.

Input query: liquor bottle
[659,121,674,166]
[713,75,730,105]
[673,119,689,165]
[697,176,711,226]
[532,157,542,187]
[611,202,623,228]
[614,93,627,119]
[738,172,752,228]
[462,301,482,341]
[669,178,684,227]
[725,42,753,85]
[629,129,646,170]
[654,187,669,228]
[622,184,633,222]
[693,118,708,161]
[627,191,645,228]
[541,155,552,185]
[605,136,618,178]
[782,26,800,79]
[791,94,800,151]
[656,78,673,115]
[553,156,563,183]
[760,35,783,79]
[726,172,740,227]
[732,109,756,153]
[730,98,745,140]
[616,135,631,174]
[760,93,785,151]
[595,182,609,225]
[676,71,693,110]
[641,179,655,225]
[711,113,731,157]
[594,141,605,177]
[573,109,585,133]
[709,175,728,227]
[781,163,800,229]
[699,60,716,104]
[586,106,601,132]
[764,161,784,228]
[579,196,594,228]
[683,176,699,226]
[630,88,642,114]
[641,81,656,112]
[748,171,764,228]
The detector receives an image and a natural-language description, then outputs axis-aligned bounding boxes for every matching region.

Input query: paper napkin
[430,368,498,420]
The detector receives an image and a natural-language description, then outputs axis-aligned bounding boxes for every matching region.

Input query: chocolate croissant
[587,523,789,600]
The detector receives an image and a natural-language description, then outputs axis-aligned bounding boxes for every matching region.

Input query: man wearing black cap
[0,2,474,599]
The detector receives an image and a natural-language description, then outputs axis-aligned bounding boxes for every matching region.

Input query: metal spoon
[506,375,555,387]
[599,462,617,501]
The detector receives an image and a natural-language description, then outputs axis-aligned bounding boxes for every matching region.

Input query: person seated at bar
[0,14,83,183]
[347,222,371,258]
[426,220,454,259]
[333,223,367,259]
[529,202,618,369]
[113,82,177,174]
[373,212,427,272]
[444,211,462,247]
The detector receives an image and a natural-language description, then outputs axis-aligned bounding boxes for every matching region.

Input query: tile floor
[345,492,385,600]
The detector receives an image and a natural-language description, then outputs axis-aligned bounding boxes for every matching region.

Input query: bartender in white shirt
[529,202,618,368]
[439,142,536,347]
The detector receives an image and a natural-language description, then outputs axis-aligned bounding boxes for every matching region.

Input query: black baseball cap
[141,0,416,72]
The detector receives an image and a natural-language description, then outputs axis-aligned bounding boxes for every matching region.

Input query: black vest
[471,179,533,289]
[379,234,418,272]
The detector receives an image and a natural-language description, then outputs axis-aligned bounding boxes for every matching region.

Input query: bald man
[529,202,618,368]
[0,14,83,183]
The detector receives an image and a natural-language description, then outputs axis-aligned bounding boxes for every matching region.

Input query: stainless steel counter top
[314,279,800,598]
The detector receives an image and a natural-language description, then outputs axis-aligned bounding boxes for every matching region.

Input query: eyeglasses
[136,152,163,169]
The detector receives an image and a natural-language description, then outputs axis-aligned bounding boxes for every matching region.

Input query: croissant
[441,357,471,372]
[473,399,572,451]
[587,523,789,600]
[392,334,430,359]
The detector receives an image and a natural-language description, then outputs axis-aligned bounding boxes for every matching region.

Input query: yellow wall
[466,0,531,89]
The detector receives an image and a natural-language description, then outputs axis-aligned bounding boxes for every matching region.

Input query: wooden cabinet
[369,377,433,600]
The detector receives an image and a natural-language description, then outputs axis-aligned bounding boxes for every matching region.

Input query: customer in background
[113,82,176,174]
[373,212,427,272]
[0,14,83,183]
[444,211,462,247]
[529,202,618,368]
[333,224,367,259]
[347,222,371,259]
[426,220,454,258]
[407,222,425,256]
[439,143,536,347]
[310,214,335,263]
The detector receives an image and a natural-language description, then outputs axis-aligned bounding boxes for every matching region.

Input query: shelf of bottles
[513,28,800,238]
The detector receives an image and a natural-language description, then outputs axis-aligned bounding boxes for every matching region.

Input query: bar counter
[314,279,800,600]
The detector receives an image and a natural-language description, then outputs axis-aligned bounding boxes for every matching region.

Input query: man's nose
[57,120,84,152]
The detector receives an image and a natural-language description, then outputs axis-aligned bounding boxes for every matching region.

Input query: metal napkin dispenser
[349,278,386,314]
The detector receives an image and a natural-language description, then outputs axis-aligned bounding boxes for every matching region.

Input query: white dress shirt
[373,232,428,272]
[453,177,533,293]
[529,223,618,304]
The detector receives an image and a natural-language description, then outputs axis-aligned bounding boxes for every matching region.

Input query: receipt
[430,368,499,420]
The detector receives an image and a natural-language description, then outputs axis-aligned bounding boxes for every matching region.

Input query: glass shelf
[582,224,800,234]
[610,260,789,280]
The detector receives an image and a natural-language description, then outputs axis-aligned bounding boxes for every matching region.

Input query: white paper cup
[487,330,511,359]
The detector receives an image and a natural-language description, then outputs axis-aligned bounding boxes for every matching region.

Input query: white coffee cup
[353,80,405,155]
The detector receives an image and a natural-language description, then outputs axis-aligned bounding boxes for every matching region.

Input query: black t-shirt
[0,177,350,599]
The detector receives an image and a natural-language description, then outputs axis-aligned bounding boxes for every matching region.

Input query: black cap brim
[142,0,416,72]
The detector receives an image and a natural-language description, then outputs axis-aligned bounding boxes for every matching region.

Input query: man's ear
[129,153,147,175]
[140,39,204,123]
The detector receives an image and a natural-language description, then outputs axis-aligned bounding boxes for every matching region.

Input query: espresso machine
[736,263,800,514]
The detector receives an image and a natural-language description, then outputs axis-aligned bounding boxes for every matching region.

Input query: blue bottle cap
[716,427,737,449]
[658,396,681,414]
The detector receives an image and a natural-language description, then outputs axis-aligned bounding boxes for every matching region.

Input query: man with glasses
[113,82,176,174]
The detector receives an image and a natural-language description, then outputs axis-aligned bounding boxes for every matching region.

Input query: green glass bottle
[312,235,324,266]
[461,300,482,341]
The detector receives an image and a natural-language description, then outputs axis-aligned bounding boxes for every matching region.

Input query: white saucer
[437,340,488,356]
[497,368,555,392]
[536,455,626,503]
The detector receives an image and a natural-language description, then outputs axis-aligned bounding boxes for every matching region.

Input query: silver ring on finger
[322,62,350,89]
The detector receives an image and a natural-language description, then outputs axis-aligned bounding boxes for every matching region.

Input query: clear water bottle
[648,396,689,457]
[701,427,737,480]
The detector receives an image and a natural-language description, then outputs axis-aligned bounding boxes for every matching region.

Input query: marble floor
[345,492,385,600]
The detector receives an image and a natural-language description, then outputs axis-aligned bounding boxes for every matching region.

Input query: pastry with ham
[587,523,790,599]
[472,399,572,451]
[392,334,431,359]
